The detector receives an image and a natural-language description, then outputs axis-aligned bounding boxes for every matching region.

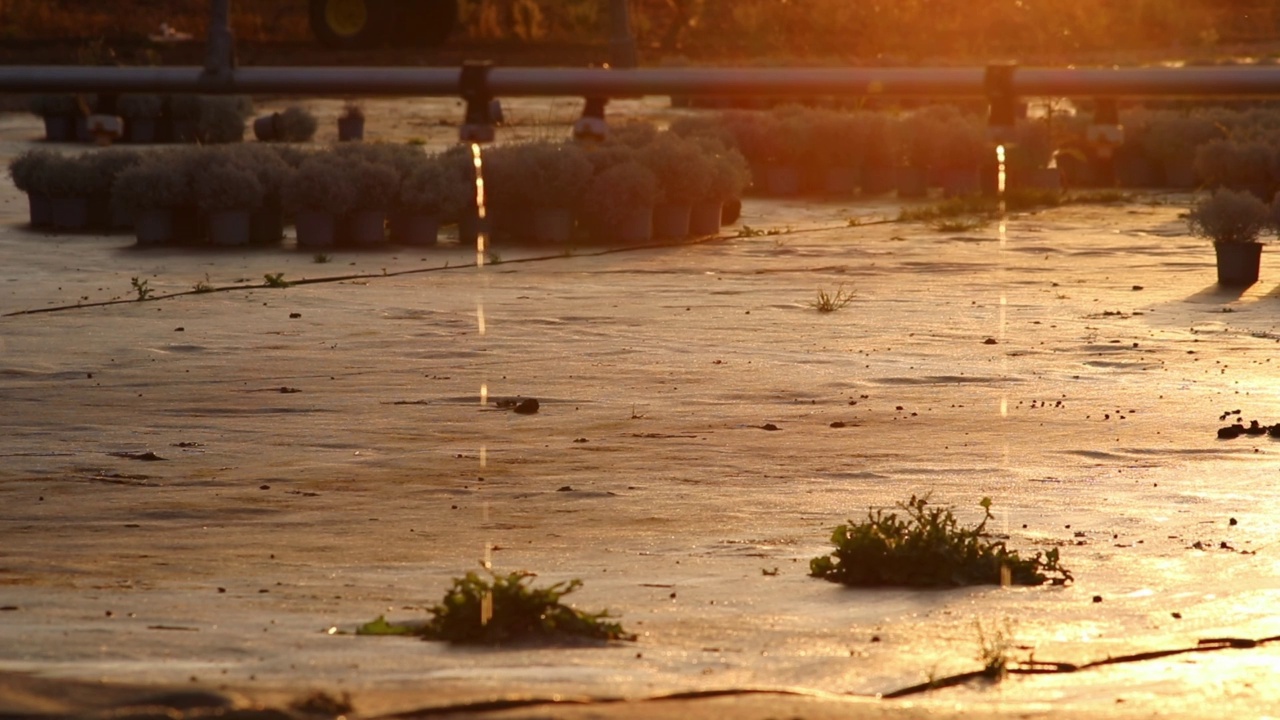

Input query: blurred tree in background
[0,0,1276,63]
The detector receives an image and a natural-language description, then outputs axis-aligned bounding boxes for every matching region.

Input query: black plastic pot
[1215,242,1262,287]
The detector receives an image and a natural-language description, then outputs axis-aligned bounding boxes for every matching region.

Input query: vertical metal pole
[608,0,638,69]
[204,0,236,83]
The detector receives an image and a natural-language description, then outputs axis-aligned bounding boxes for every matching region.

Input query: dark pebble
[513,398,540,414]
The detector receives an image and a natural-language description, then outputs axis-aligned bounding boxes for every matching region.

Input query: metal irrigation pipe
[1,64,1279,99]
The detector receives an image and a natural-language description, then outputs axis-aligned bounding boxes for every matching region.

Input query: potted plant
[30,153,100,230]
[396,155,471,246]
[29,94,81,142]
[583,160,659,245]
[283,153,357,249]
[430,144,486,245]
[192,160,264,246]
[86,148,144,230]
[474,142,535,245]
[719,110,779,192]
[8,150,55,227]
[1194,139,1273,201]
[804,110,866,195]
[1186,189,1272,287]
[690,141,750,235]
[111,153,192,245]
[254,106,318,143]
[196,95,253,144]
[363,144,433,243]
[640,133,713,240]
[758,108,810,196]
[222,144,294,244]
[252,113,278,141]
[522,141,593,245]
[342,159,398,245]
[167,94,202,143]
[267,143,313,169]
[892,110,940,198]
[1113,108,1158,188]
[609,120,660,149]
[860,112,898,195]
[1004,118,1059,193]
[117,94,163,143]
[931,113,987,197]
[667,114,737,150]
[338,102,365,142]
[1143,113,1222,189]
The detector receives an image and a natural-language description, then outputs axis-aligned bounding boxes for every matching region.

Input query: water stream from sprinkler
[470,142,495,580]
[996,144,1011,477]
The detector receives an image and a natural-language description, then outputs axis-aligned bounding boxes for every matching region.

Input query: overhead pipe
[1,64,1280,98]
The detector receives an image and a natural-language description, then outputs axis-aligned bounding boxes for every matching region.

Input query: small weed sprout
[193,275,213,293]
[809,285,856,313]
[929,217,989,233]
[313,253,331,264]
[736,225,766,238]
[263,272,290,288]
[975,619,1015,681]
[810,496,1073,587]
[130,277,152,301]
[1068,190,1130,204]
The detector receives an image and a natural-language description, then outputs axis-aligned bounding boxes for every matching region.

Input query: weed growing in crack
[975,619,1014,681]
[192,275,213,293]
[357,570,634,645]
[130,277,152,301]
[899,196,995,223]
[810,496,1073,587]
[898,188,1125,226]
[808,285,855,313]
[263,273,290,288]
[313,253,331,264]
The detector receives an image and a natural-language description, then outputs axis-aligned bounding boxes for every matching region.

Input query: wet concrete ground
[3,100,1280,718]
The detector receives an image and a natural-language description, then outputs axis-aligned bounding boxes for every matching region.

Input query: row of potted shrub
[669,106,1055,199]
[28,93,254,145]
[1055,105,1280,192]
[667,102,1280,198]
[6,129,751,249]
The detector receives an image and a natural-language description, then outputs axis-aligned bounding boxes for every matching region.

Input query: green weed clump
[810,496,1072,588]
[362,571,634,645]
[898,196,996,223]
[899,188,1126,226]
